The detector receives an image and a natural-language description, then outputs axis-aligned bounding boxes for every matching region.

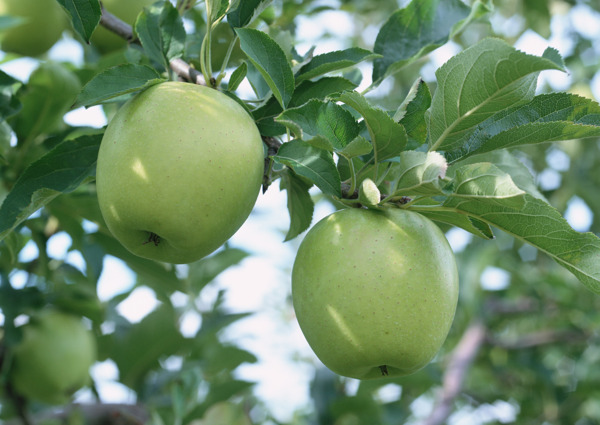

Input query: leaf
[338,136,373,159]
[12,63,81,140]
[0,134,102,242]
[443,92,600,162]
[372,0,481,83]
[75,64,165,108]
[110,304,186,390]
[393,78,432,147]
[228,0,272,28]
[56,0,102,43]
[236,28,294,108]
[135,2,186,69]
[295,48,382,83]
[275,99,359,151]
[188,248,250,293]
[334,91,407,162]
[429,38,566,152]
[438,166,600,293]
[273,140,341,197]
[0,69,22,120]
[280,170,314,241]
[228,62,247,91]
[453,150,545,200]
[254,77,358,137]
[207,0,230,24]
[387,151,448,196]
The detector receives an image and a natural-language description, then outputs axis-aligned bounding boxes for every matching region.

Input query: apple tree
[1,0,600,423]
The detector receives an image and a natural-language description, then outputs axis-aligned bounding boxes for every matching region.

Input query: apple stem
[379,365,389,376]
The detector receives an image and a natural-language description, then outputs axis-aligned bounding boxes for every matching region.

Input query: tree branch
[98,6,206,85]
[420,321,487,425]
[5,403,150,425]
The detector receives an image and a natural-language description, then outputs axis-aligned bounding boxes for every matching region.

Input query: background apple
[11,309,97,405]
[96,82,264,264]
[90,0,154,53]
[0,0,67,57]
[292,208,459,380]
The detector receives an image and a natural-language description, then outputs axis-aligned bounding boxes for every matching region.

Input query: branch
[5,403,150,425]
[98,6,206,85]
[420,321,487,425]
[487,329,590,350]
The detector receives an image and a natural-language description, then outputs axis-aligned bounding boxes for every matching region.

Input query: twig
[98,6,206,85]
[420,321,487,425]
[4,403,150,425]
[487,329,590,350]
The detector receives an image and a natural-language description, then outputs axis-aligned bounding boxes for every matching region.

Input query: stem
[99,8,206,85]
[215,34,239,87]
[346,156,358,196]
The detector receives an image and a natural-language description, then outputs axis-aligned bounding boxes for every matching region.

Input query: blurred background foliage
[0,0,600,424]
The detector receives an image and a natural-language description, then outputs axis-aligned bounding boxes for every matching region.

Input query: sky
[1,2,599,423]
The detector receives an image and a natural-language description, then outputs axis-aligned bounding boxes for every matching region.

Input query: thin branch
[5,403,149,425]
[98,6,206,85]
[487,329,590,350]
[420,321,487,425]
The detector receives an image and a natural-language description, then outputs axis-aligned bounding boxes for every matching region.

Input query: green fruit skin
[292,208,459,380]
[96,82,264,264]
[11,310,97,405]
[90,0,154,53]
[0,0,67,57]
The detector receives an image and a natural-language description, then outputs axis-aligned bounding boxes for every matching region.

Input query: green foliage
[0,0,600,423]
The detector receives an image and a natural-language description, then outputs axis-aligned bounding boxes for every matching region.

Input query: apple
[11,309,97,405]
[292,207,459,380]
[0,0,67,57]
[91,0,155,53]
[96,82,264,264]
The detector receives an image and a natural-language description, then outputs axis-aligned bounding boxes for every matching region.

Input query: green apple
[0,0,67,57]
[11,309,97,405]
[90,0,155,53]
[96,82,264,264]
[292,207,459,380]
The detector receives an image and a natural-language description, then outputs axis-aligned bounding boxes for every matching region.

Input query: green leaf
[443,92,600,162]
[338,135,373,159]
[228,62,247,91]
[57,0,102,43]
[0,134,102,242]
[453,150,545,200]
[393,78,432,147]
[372,0,483,83]
[280,170,314,241]
[227,0,272,28]
[295,48,382,83]
[429,38,566,152]
[0,69,22,120]
[417,202,495,239]
[188,248,250,293]
[273,140,341,197]
[12,63,81,140]
[135,2,186,69]
[387,151,448,196]
[75,64,165,108]
[334,91,407,162]
[110,304,186,390]
[236,28,294,108]
[253,77,358,137]
[275,99,359,151]
[438,166,600,292]
[207,0,230,24]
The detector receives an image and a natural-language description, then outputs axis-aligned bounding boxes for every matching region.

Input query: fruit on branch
[91,0,154,53]
[96,82,264,264]
[292,208,459,380]
[10,309,97,405]
[0,0,67,57]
